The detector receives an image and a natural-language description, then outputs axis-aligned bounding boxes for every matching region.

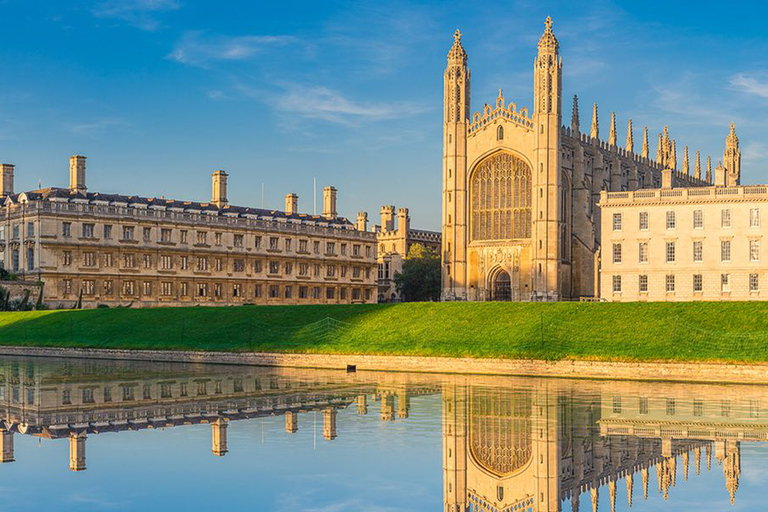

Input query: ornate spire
[657,132,663,162]
[609,479,617,512]
[707,442,712,471]
[726,121,739,146]
[683,451,690,480]
[609,112,617,146]
[695,446,702,475]
[627,473,634,508]
[590,486,599,512]
[572,491,580,512]
[571,95,580,133]
[538,16,559,52]
[695,150,702,179]
[626,118,634,153]
[642,467,649,500]
[591,103,599,139]
[683,146,689,175]
[642,127,649,158]
[706,156,712,183]
[671,140,677,170]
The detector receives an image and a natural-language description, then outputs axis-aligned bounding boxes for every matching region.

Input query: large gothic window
[471,152,532,241]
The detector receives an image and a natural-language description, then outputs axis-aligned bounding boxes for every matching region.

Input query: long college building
[0,157,378,307]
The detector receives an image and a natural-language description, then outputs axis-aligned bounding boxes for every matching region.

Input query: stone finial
[642,127,649,158]
[626,473,634,508]
[571,95,580,133]
[683,146,690,175]
[609,112,617,147]
[706,156,712,183]
[590,486,599,512]
[590,103,599,139]
[626,118,634,153]
[448,28,467,62]
[695,150,702,179]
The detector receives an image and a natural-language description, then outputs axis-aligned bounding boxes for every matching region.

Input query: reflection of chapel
[442,382,744,511]
[441,18,711,302]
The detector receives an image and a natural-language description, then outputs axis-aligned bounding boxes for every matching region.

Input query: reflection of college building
[599,125,768,301]
[0,159,377,307]
[0,358,433,470]
[440,17,745,302]
[375,206,441,302]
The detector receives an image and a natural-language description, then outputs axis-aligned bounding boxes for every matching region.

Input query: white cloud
[730,73,768,99]
[66,118,129,137]
[168,32,299,66]
[271,84,426,125]
[93,0,180,31]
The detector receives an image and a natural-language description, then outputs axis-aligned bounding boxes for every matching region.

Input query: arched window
[471,152,532,241]
[497,125,503,140]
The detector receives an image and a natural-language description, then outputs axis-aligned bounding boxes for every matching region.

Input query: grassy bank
[0,302,765,363]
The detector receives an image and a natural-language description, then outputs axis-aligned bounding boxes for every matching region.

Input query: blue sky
[2,1,768,230]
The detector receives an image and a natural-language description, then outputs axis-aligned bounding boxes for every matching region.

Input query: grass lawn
[0,301,765,363]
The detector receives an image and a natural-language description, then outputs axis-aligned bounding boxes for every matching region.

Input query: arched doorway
[492,270,512,301]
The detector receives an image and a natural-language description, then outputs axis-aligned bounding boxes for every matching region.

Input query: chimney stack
[356,211,368,232]
[0,164,14,198]
[211,170,228,207]
[285,193,298,215]
[322,186,337,218]
[69,155,87,192]
[380,205,395,232]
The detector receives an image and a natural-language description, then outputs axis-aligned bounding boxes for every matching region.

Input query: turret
[706,156,712,183]
[356,211,368,232]
[695,150,702,179]
[322,186,337,218]
[683,146,689,175]
[626,118,633,153]
[442,28,471,300]
[590,103,599,139]
[397,207,410,237]
[381,205,395,232]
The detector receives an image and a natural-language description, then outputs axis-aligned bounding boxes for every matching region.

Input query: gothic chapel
[441,17,719,301]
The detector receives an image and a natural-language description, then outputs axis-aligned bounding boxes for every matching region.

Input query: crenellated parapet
[468,89,534,136]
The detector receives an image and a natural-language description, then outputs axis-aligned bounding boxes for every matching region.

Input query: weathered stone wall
[0,280,43,304]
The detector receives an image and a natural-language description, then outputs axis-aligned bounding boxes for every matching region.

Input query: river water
[0,355,763,511]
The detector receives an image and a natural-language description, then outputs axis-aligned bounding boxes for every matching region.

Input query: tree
[393,244,441,302]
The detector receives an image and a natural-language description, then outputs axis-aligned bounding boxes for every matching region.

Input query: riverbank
[0,302,765,363]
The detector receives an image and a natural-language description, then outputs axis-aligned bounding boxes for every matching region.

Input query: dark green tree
[393,244,441,302]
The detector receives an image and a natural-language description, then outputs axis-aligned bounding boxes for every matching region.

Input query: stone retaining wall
[0,345,765,384]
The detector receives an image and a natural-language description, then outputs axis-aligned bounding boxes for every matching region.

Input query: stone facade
[599,182,767,302]
[375,206,441,302]
[0,157,377,307]
[442,18,708,302]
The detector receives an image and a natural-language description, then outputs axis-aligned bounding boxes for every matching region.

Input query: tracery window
[471,152,531,241]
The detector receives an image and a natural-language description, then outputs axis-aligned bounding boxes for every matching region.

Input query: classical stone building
[441,18,709,302]
[375,205,441,302]
[599,129,767,301]
[0,157,377,307]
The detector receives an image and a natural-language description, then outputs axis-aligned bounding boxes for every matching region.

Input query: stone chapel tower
[723,123,741,187]
[441,30,470,300]
[531,16,563,299]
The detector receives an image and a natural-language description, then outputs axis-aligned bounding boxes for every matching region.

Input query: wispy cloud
[66,118,129,137]
[92,0,180,31]
[168,32,300,67]
[730,73,768,98]
[271,83,425,125]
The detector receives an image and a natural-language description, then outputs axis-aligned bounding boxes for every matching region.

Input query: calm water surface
[0,355,763,511]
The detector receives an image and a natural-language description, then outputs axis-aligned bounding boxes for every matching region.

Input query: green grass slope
[0,302,765,362]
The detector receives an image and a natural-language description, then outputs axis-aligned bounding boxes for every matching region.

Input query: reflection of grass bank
[0,302,766,363]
